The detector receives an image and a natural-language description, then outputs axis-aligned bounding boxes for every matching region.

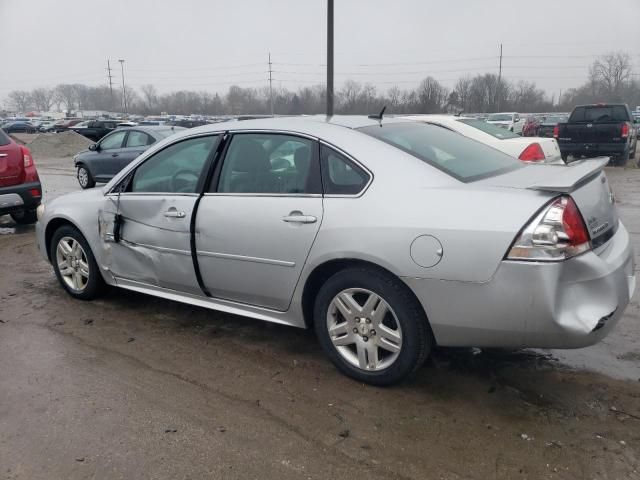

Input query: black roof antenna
[454,110,464,117]
[368,105,386,121]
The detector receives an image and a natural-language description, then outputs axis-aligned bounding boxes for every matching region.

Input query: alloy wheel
[55,236,90,291]
[78,168,89,188]
[326,288,403,371]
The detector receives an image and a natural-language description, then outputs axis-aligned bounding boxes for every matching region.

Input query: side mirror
[89,144,99,151]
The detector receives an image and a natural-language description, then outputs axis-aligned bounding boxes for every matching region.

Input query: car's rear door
[119,129,155,171]
[0,130,23,187]
[195,132,323,311]
[106,134,219,294]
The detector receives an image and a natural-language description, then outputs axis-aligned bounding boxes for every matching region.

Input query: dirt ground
[1,152,639,480]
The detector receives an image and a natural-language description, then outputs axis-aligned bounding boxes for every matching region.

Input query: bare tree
[589,52,632,97]
[55,84,77,115]
[8,90,32,113]
[454,76,472,112]
[140,84,159,113]
[416,77,447,113]
[30,88,55,112]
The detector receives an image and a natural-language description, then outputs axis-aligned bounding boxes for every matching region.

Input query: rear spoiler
[527,157,609,193]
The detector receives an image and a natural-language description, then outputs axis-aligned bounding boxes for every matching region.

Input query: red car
[0,128,42,224]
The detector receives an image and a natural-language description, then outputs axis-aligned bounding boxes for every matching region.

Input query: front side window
[320,145,370,195]
[129,135,216,193]
[126,131,154,148]
[359,122,522,182]
[216,133,320,194]
[100,131,127,150]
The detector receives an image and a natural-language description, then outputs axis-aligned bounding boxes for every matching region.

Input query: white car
[401,115,563,164]
[486,112,524,134]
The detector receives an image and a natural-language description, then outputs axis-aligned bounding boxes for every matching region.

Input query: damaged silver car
[36,116,636,385]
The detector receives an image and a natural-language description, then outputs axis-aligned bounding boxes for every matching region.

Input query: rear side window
[359,122,522,182]
[126,131,154,148]
[456,119,520,139]
[0,129,10,146]
[320,145,370,195]
[570,105,629,122]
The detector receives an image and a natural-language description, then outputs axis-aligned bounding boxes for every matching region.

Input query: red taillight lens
[21,145,33,168]
[621,123,629,138]
[553,125,559,138]
[507,196,591,261]
[518,142,546,162]
[29,188,41,198]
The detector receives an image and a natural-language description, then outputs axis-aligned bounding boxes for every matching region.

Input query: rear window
[456,119,520,139]
[569,105,629,122]
[0,129,10,146]
[358,122,522,182]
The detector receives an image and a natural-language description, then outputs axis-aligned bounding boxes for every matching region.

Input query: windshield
[456,118,520,139]
[487,114,513,122]
[358,122,522,182]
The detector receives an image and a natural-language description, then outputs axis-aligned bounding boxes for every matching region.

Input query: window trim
[106,132,221,197]
[124,129,153,149]
[319,140,373,198]
[207,130,323,197]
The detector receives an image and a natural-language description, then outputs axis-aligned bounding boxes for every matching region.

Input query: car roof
[113,125,186,135]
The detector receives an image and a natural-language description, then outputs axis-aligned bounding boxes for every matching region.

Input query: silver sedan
[36,116,636,385]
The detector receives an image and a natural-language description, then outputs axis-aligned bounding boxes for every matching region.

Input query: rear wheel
[50,225,106,300]
[10,209,37,225]
[314,266,432,386]
[77,165,95,189]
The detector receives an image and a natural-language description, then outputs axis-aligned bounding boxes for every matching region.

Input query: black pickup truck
[70,120,118,142]
[555,103,638,166]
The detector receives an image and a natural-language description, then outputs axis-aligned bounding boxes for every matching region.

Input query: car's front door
[195,132,323,311]
[106,134,218,294]
[91,130,128,181]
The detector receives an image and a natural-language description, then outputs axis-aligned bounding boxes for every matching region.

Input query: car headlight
[36,204,45,221]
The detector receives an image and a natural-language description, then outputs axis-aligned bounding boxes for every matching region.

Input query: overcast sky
[1,0,639,106]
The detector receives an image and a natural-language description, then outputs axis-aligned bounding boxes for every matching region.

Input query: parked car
[37,116,635,385]
[0,128,41,224]
[39,120,61,132]
[53,119,84,133]
[555,103,638,165]
[486,112,524,134]
[521,115,541,137]
[70,119,119,142]
[537,114,568,138]
[402,115,563,163]
[1,121,37,134]
[73,126,183,188]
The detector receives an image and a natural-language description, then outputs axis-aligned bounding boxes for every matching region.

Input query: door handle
[164,210,186,218]
[282,212,317,224]
[111,153,119,157]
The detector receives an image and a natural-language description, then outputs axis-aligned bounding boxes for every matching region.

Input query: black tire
[77,165,95,189]
[313,266,432,386]
[49,224,107,300]
[10,209,37,225]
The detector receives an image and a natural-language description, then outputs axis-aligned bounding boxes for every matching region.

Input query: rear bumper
[559,142,629,156]
[0,181,42,215]
[403,221,635,349]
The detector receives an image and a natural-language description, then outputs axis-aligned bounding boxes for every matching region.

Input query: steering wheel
[169,169,199,193]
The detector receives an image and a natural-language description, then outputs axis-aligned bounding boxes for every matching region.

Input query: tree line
[5,52,639,117]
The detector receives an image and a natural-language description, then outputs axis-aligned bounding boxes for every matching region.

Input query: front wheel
[77,166,95,189]
[314,266,432,386]
[50,225,106,300]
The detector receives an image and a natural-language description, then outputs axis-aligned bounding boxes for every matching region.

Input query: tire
[10,209,37,225]
[50,224,107,300]
[313,266,432,386]
[77,165,95,189]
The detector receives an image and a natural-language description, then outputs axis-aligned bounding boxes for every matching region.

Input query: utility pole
[326,0,334,117]
[118,59,127,115]
[497,43,503,111]
[106,60,114,112]
[268,52,274,116]
[558,89,562,107]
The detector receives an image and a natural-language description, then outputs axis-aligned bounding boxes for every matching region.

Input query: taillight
[518,143,546,162]
[506,196,591,261]
[621,123,629,138]
[553,125,559,138]
[21,145,33,167]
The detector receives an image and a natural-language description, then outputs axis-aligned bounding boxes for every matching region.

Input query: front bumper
[0,181,42,216]
[403,221,635,349]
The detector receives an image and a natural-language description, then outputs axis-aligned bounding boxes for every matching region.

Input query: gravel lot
[1,152,639,479]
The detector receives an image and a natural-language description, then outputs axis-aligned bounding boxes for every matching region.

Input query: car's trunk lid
[478,157,618,247]
[0,137,24,187]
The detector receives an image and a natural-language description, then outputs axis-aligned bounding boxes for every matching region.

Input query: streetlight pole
[118,59,127,115]
[326,0,334,117]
